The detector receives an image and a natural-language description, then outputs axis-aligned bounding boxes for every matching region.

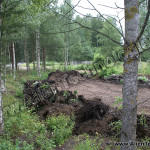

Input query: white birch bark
[32,46,36,71]
[121,1,139,150]
[0,77,4,135]
[36,30,41,77]
[0,2,4,135]
[64,32,69,70]
[12,43,16,79]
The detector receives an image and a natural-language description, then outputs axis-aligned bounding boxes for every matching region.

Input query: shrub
[74,135,101,150]
[113,96,123,109]
[3,102,56,149]
[109,120,122,137]
[138,76,148,82]
[0,138,34,150]
[99,68,119,78]
[46,114,75,146]
[15,87,24,99]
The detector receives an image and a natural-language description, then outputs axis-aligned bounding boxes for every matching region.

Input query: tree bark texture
[121,0,139,150]
[64,32,69,70]
[36,31,41,77]
[0,2,4,135]
[11,43,16,79]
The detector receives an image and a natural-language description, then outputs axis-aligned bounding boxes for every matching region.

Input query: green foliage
[99,68,119,78]
[139,114,147,127]
[74,134,102,150]
[93,51,105,64]
[0,139,34,150]
[138,76,148,82]
[15,86,24,99]
[138,62,150,75]
[110,120,122,136]
[113,96,123,109]
[63,91,70,99]
[3,102,56,149]
[97,17,121,57]
[46,114,75,146]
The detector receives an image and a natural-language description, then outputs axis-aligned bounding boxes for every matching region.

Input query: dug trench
[23,70,150,138]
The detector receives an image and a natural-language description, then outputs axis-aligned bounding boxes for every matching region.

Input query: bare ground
[67,78,150,115]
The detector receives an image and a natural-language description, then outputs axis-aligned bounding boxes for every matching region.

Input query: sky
[59,0,125,31]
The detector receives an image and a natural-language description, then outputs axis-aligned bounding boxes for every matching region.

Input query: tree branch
[98,3,124,10]
[41,27,83,34]
[48,7,122,46]
[136,0,150,42]
[86,0,126,42]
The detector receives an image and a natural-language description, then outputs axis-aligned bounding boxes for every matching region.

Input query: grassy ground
[1,69,123,150]
[1,65,150,149]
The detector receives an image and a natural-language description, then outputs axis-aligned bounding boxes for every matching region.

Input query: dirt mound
[105,74,150,88]
[75,100,110,122]
[106,74,123,83]
[47,70,86,90]
[23,70,150,138]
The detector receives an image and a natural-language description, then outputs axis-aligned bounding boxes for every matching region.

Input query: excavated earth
[23,70,150,138]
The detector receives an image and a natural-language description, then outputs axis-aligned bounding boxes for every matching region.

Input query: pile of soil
[105,74,150,88]
[23,70,150,138]
[47,70,86,90]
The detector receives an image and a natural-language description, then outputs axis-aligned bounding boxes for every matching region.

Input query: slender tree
[36,29,41,77]
[0,1,4,136]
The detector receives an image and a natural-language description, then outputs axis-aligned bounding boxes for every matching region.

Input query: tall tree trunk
[64,32,69,70]
[32,45,36,71]
[0,73,4,136]
[42,47,46,72]
[7,44,12,74]
[36,30,41,77]
[3,45,7,93]
[0,2,4,135]
[11,43,16,79]
[24,41,30,73]
[121,1,139,150]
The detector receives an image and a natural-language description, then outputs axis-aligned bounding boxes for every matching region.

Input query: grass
[138,62,150,75]
[1,69,76,150]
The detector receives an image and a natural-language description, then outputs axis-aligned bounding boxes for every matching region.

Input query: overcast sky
[59,0,125,31]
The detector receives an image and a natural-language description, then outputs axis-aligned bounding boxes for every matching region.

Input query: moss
[125,9,134,20]
[124,68,128,72]
[125,50,131,56]
[127,58,134,65]
[131,101,135,104]
[130,7,138,13]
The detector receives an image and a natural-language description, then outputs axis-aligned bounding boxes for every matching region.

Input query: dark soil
[23,70,150,139]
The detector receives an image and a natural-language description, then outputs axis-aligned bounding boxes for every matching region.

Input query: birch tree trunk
[42,47,46,72]
[3,45,7,93]
[7,44,12,74]
[36,30,41,77]
[24,41,30,73]
[121,1,139,150]
[0,2,4,135]
[11,43,16,79]
[64,32,69,70]
[0,73,4,136]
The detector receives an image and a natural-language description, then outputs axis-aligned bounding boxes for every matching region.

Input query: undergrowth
[1,70,75,150]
